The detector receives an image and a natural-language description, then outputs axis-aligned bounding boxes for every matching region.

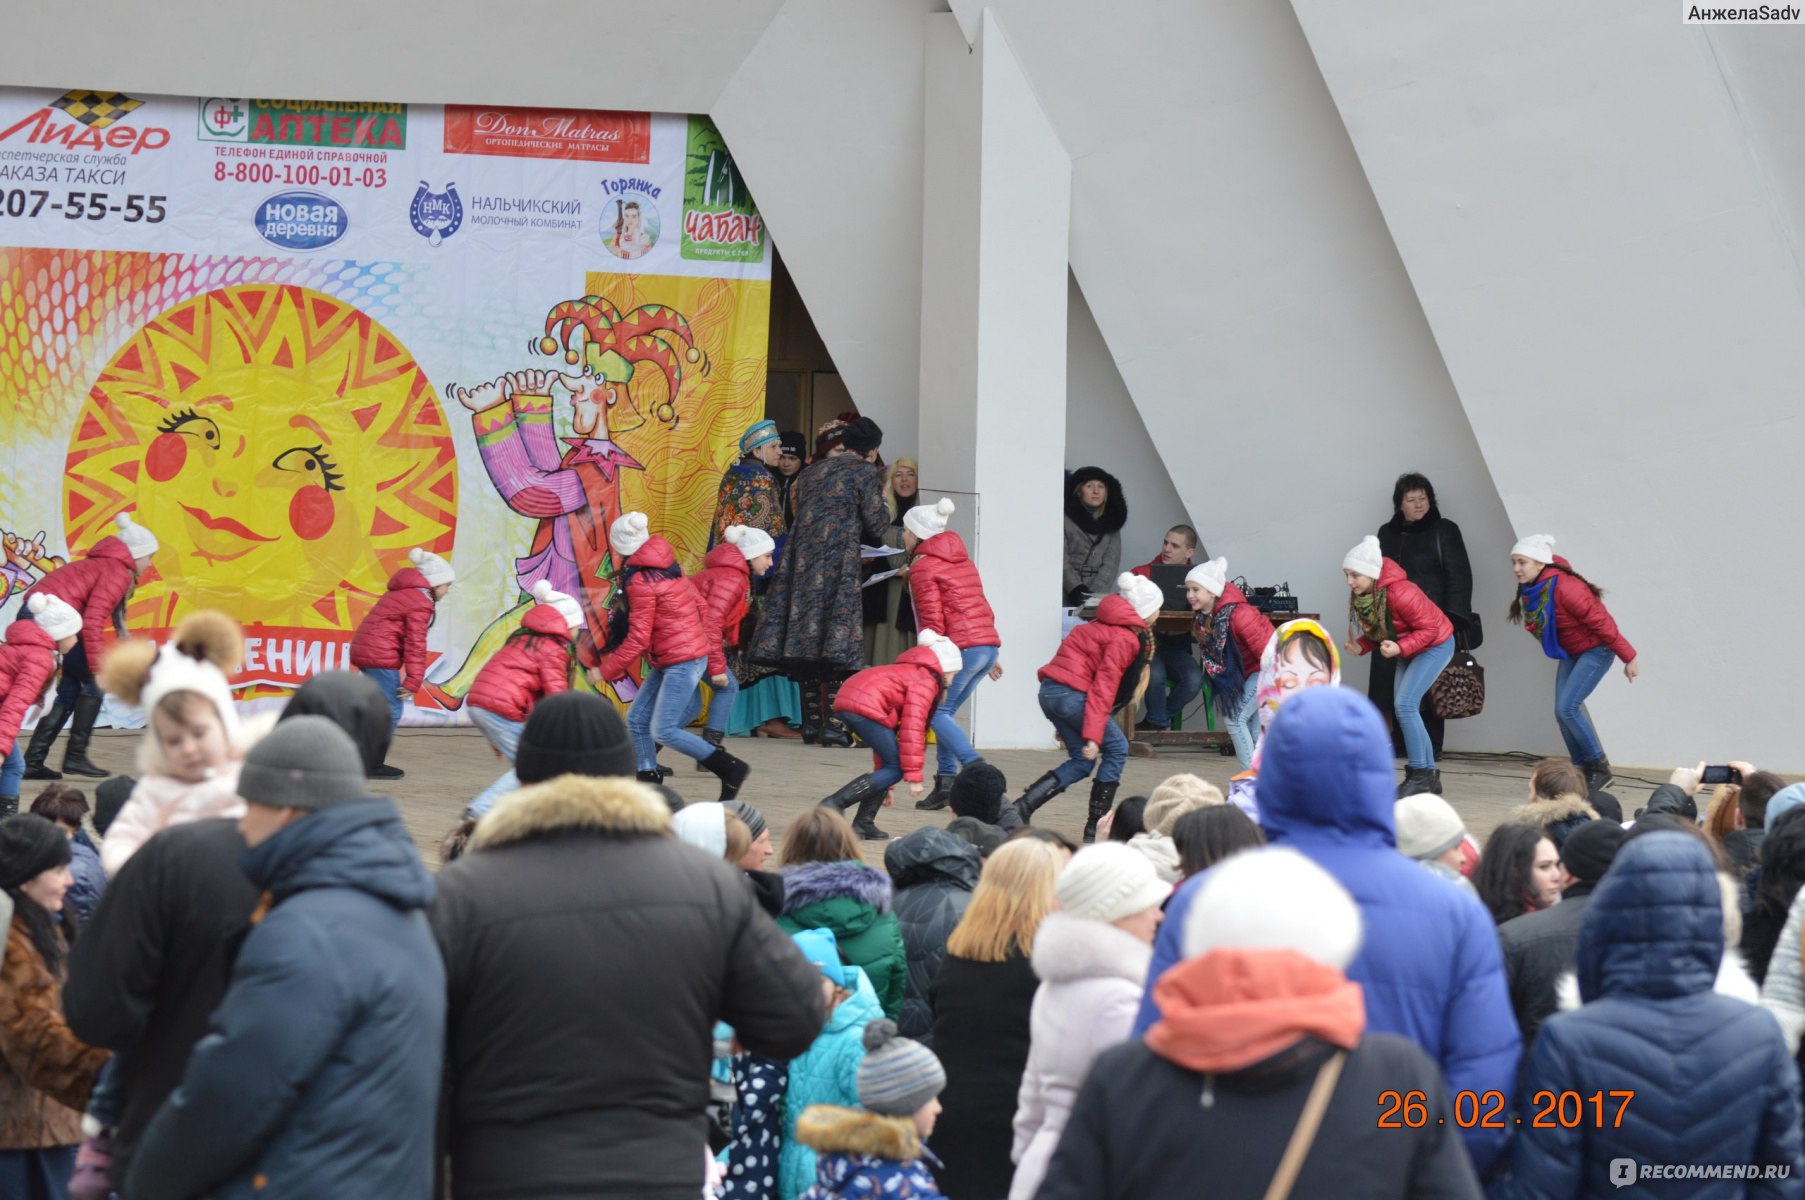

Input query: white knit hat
[917,630,964,675]
[408,547,455,587]
[1342,535,1383,580]
[610,512,651,559]
[672,801,728,858]
[1393,793,1467,861]
[114,512,158,560]
[1184,847,1362,970]
[1185,556,1228,598]
[723,524,776,562]
[1117,572,1164,623]
[26,593,82,642]
[903,497,955,542]
[1511,534,1556,565]
[530,580,585,631]
[141,647,242,746]
[1057,842,1172,924]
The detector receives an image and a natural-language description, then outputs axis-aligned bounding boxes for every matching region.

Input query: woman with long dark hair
[1473,824,1564,926]
[1508,535,1639,792]
[1371,473,1474,759]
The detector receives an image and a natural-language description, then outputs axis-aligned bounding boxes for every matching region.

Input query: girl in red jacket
[0,595,82,812]
[1183,557,1273,769]
[1509,534,1639,792]
[595,512,749,800]
[820,632,963,840]
[19,511,159,782]
[902,498,1004,813]
[1341,535,1455,797]
[685,524,777,754]
[464,581,583,817]
[349,546,454,779]
[1019,573,1162,841]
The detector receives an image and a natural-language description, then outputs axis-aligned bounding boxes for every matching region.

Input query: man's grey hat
[240,715,368,810]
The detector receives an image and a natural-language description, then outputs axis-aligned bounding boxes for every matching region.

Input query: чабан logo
[410,181,463,247]
[254,191,349,251]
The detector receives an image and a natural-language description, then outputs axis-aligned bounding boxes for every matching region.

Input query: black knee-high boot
[817,681,852,749]
[22,701,71,781]
[1013,771,1066,826]
[61,693,109,778]
[1084,780,1120,844]
[799,684,824,745]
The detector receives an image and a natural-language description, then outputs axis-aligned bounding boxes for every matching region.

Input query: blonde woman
[863,458,920,667]
[927,839,1062,1199]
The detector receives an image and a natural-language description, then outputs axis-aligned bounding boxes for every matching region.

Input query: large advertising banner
[0,88,769,721]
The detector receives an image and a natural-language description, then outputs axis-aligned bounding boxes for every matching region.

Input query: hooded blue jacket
[1492,833,1803,1198]
[127,799,445,1200]
[1133,688,1519,1171]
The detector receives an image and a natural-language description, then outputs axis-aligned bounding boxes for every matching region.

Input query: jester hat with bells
[534,296,711,432]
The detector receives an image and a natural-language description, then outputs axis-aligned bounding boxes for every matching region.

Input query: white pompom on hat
[610,512,651,559]
[408,547,455,587]
[1117,572,1164,623]
[1184,846,1363,971]
[1057,842,1172,924]
[903,497,955,542]
[1511,534,1556,565]
[1342,535,1383,580]
[530,580,585,632]
[723,524,776,562]
[1185,557,1228,598]
[917,630,964,675]
[114,512,158,560]
[27,593,82,642]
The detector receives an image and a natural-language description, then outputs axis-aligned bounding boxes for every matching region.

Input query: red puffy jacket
[1209,582,1276,675]
[467,605,573,723]
[834,645,945,783]
[693,543,752,657]
[349,566,436,691]
[0,619,57,754]
[1535,557,1636,663]
[21,536,136,669]
[909,532,998,650]
[598,538,725,680]
[1038,595,1149,745]
[1356,558,1454,659]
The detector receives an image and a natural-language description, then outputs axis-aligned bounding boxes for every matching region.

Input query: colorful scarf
[1517,575,1568,660]
[1199,604,1250,714]
[1349,588,1394,646]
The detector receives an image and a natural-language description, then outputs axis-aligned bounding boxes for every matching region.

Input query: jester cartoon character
[426,295,707,706]
[0,531,66,609]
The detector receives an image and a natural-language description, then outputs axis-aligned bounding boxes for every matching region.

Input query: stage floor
[74,727,1677,868]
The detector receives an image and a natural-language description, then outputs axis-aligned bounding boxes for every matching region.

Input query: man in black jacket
[1498,819,1626,1060]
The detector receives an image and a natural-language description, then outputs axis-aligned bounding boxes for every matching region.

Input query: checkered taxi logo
[49,91,145,129]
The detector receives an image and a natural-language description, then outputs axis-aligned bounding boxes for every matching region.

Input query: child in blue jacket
[796,1018,946,1198]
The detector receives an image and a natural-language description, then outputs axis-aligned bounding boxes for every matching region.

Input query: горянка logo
[410,181,463,247]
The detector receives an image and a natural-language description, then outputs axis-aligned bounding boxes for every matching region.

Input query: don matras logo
[254,191,349,251]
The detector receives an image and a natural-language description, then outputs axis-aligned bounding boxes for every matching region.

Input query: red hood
[1094,594,1146,629]
[704,542,752,576]
[626,536,677,570]
[896,643,948,676]
[387,566,431,592]
[522,604,575,639]
[915,532,971,565]
[1218,581,1250,607]
[1547,555,1575,575]
[3,618,54,652]
[87,535,137,569]
[1376,558,1409,589]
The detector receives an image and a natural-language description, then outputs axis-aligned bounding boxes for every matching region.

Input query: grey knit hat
[725,799,767,843]
[239,716,367,810]
[857,1019,945,1117]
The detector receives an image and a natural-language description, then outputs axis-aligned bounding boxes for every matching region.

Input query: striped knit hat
[857,1019,945,1117]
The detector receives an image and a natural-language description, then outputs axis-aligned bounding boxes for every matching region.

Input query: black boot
[1084,780,1120,844]
[701,747,751,802]
[61,694,109,778]
[915,773,957,811]
[369,762,406,780]
[636,769,665,785]
[817,682,852,749]
[799,684,823,745]
[850,785,890,841]
[0,796,16,816]
[1582,758,1613,791]
[820,774,878,815]
[1013,771,1066,825]
[696,728,725,771]
[1397,766,1437,798]
[1425,768,1444,795]
[22,701,71,781]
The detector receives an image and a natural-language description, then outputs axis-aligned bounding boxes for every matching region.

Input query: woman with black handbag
[1371,473,1476,756]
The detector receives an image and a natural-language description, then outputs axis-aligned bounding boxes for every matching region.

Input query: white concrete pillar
[918,10,1071,748]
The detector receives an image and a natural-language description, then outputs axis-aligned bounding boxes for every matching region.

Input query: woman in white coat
[1009,843,1170,1199]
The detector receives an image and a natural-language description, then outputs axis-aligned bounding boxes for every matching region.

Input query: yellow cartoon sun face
[64,284,456,629]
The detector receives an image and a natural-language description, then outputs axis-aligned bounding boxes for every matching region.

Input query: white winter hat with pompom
[27,593,81,642]
[408,546,455,587]
[722,524,776,562]
[114,512,158,560]
[530,580,585,631]
[903,497,955,542]
[610,512,651,559]
[1117,572,1164,623]
[1184,846,1363,971]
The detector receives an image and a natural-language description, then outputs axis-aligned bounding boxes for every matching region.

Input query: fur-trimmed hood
[1506,794,1598,835]
[1064,466,1127,536]
[1031,911,1153,987]
[469,774,672,852]
[794,1104,921,1162]
[780,859,894,914]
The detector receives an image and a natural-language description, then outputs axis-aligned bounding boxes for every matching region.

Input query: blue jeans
[842,713,904,792]
[932,645,999,775]
[467,706,526,816]
[360,666,404,733]
[1394,636,1455,770]
[1222,674,1262,769]
[683,668,741,735]
[0,743,21,799]
[1039,680,1128,789]
[629,657,716,770]
[1554,645,1615,764]
[1144,643,1202,726]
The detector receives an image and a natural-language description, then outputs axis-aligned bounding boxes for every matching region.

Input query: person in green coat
[774,812,908,1020]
